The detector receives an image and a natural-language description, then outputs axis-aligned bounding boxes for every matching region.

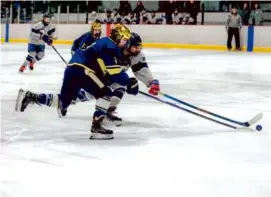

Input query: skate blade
[15,89,25,112]
[89,133,114,140]
[56,97,64,118]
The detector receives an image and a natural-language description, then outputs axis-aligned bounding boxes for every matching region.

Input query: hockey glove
[148,80,160,96]
[41,34,53,45]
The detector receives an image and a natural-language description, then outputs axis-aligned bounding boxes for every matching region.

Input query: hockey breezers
[139,91,262,132]
[158,91,263,127]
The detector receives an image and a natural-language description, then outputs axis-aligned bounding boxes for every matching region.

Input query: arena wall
[1,24,271,52]
[0,24,7,42]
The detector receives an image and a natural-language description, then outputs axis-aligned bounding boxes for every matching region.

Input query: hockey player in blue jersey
[19,13,56,73]
[71,20,102,55]
[71,32,160,126]
[15,24,131,140]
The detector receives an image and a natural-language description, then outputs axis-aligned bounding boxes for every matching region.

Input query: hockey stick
[51,45,68,65]
[159,91,262,127]
[139,91,255,132]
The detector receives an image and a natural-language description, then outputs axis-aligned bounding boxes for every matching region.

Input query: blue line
[5,23,9,42]
[247,25,254,52]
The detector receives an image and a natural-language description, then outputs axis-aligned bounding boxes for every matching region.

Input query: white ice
[1,43,271,197]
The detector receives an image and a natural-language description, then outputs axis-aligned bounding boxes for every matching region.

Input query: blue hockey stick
[159,91,262,127]
[139,91,255,132]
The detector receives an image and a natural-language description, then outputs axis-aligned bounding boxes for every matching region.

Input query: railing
[1,1,271,25]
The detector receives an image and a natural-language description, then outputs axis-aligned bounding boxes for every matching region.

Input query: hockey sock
[109,88,125,108]
[95,96,111,113]
[37,94,58,106]
[23,54,35,66]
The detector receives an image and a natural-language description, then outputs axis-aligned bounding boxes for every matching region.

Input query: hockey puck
[256,125,263,131]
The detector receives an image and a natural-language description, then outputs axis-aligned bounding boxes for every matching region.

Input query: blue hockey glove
[41,34,53,45]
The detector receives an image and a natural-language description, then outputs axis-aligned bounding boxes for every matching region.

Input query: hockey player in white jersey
[19,13,56,73]
[73,32,160,125]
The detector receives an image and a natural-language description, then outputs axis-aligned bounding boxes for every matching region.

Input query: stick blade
[236,127,256,132]
[247,113,263,126]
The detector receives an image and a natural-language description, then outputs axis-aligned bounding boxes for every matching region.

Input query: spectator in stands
[181,13,194,25]
[226,6,242,51]
[130,12,137,24]
[239,2,250,25]
[134,1,145,14]
[118,1,132,16]
[148,11,160,24]
[88,11,99,24]
[172,8,181,24]
[163,0,179,24]
[111,8,122,24]
[104,10,114,24]
[249,3,264,26]
[140,9,149,24]
[134,1,145,23]
[121,12,131,24]
[219,0,229,12]
[185,0,200,25]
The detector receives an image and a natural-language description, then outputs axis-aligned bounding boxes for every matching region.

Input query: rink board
[1,24,271,52]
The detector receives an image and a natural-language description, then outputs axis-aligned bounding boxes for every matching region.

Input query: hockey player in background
[19,13,56,73]
[15,24,131,140]
[71,32,160,126]
[71,20,102,55]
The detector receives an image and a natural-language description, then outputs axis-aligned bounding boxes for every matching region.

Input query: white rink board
[2,24,271,48]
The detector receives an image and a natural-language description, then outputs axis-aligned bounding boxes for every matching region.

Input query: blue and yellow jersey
[71,32,95,53]
[69,37,122,77]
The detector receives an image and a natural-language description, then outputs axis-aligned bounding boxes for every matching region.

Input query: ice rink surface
[1,43,271,197]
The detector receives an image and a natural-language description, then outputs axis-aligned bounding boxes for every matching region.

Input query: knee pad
[112,87,126,100]
[127,77,139,95]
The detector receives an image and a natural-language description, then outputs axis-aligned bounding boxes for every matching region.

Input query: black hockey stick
[51,45,68,65]
[139,91,255,132]
[159,91,263,127]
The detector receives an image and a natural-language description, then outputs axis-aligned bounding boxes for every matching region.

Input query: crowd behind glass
[0,1,270,25]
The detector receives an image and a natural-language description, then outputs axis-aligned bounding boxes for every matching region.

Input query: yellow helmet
[110,24,131,43]
[91,20,102,39]
[91,20,102,31]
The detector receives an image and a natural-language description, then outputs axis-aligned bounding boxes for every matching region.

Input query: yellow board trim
[253,47,271,52]
[1,38,271,52]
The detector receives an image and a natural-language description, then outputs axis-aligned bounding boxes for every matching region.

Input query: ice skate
[104,106,122,127]
[56,97,67,118]
[29,62,35,71]
[19,65,26,73]
[90,117,114,140]
[15,89,39,112]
